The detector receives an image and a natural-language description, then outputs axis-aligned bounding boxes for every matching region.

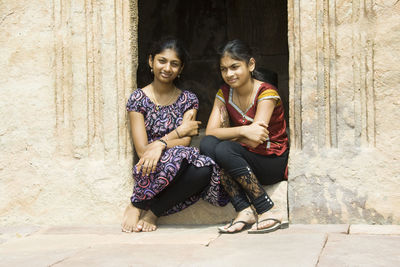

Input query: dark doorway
[137,0,289,125]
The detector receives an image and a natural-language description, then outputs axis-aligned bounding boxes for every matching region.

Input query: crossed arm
[129,109,200,176]
[205,97,276,148]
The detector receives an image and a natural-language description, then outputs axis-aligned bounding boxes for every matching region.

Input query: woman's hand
[135,140,165,176]
[177,110,201,137]
[240,121,269,145]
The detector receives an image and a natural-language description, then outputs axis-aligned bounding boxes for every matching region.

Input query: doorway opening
[137,0,289,125]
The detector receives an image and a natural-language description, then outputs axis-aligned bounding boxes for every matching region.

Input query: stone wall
[288,0,400,224]
[1,0,399,226]
[0,0,137,225]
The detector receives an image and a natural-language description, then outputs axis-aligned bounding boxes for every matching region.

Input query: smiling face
[219,53,255,89]
[149,48,183,84]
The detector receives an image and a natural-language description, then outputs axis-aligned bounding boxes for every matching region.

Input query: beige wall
[0,0,137,225]
[1,0,399,226]
[288,0,400,223]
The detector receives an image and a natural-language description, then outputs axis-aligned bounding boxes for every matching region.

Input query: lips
[161,72,172,78]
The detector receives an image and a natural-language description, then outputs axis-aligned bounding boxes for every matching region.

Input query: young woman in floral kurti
[121,38,228,232]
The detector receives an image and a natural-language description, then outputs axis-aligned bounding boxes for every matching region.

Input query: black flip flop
[218,220,253,234]
[247,218,289,234]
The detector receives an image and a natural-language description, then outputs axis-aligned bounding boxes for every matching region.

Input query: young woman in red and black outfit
[200,40,289,234]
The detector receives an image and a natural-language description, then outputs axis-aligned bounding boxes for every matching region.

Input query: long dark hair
[148,37,189,86]
[217,39,277,87]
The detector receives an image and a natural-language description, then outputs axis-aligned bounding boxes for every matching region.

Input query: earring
[150,68,153,74]
[251,71,254,77]
[178,74,181,78]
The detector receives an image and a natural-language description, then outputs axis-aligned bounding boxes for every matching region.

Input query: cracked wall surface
[0,0,137,225]
[0,0,399,225]
[288,0,400,223]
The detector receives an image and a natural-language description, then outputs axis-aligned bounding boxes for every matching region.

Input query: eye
[158,58,167,64]
[231,65,239,70]
[220,67,227,72]
[171,62,180,67]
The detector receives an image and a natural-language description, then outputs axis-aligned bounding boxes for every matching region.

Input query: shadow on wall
[137,0,289,126]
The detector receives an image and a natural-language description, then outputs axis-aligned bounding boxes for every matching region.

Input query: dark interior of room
[137,0,289,126]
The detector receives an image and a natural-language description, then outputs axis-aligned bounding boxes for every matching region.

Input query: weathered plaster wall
[288,0,400,223]
[0,0,137,225]
[1,0,399,226]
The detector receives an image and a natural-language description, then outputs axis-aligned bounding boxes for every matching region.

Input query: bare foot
[136,210,158,232]
[251,207,284,231]
[220,207,256,233]
[121,203,141,233]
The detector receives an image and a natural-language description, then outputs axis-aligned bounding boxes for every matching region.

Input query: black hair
[217,39,277,87]
[147,37,189,87]
[149,37,188,68]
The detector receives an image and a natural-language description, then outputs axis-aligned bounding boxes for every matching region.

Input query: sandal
[218,219,253,234]
[247,218,289,234]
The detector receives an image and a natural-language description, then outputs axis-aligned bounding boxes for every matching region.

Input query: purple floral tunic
[126,88,229,215]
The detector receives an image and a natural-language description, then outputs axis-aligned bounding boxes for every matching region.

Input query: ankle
[240,207,254,216]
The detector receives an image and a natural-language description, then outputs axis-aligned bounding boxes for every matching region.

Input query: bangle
[175,129,181,138]
[158,139,167,149]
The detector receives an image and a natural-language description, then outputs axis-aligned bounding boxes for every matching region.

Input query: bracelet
[158,139,167,149]
[175,129,181,138]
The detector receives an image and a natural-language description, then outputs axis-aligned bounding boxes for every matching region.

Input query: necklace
[151,86,177,111]
[235,86,255,112]
[234,84,256,123]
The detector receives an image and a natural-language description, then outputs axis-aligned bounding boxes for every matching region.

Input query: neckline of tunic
[139,88,184,109]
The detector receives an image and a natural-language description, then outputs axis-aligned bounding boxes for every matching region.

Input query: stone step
[159,180,289,224]
[161,131,289,224]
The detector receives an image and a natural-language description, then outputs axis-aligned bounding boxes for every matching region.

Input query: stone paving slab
[1,224,399,267]
[349,224,400,235]
[52,244,208,267]
[37,230,327,267]
[202,232,327,267]
[0,226,220,266]
[317,233,400,267]
[280,224,349,234]
[0,247,85,267]
[0,225,41,244]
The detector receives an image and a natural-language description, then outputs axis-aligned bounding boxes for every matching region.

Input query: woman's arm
[235,99,276,148]
[129,111,153,158]
[205,98,245,139]
[205,98,270,146]
[160,109,201,147]
[129,111,165,175]
[129,109,201,175]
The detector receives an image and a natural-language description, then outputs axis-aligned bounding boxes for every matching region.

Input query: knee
[200,135,219,158]
[190,166,212,187]
[215,140,236,163]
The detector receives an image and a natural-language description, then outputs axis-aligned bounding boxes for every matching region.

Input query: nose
[227,68,234,77]
[164,63,172,72]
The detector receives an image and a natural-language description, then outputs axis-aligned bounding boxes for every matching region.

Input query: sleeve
[215,88,225,104]
[257,85,281,106]
[126,89,146,114]
[183,91,199,112]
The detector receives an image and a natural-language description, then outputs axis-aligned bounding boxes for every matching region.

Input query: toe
[121,223,131,233]
[260,220,273,228]
[227,222,243,232]
[135,221,143,232]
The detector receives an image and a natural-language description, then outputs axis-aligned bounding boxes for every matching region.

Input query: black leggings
[132,160,211,217]
[200,135,288,213]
